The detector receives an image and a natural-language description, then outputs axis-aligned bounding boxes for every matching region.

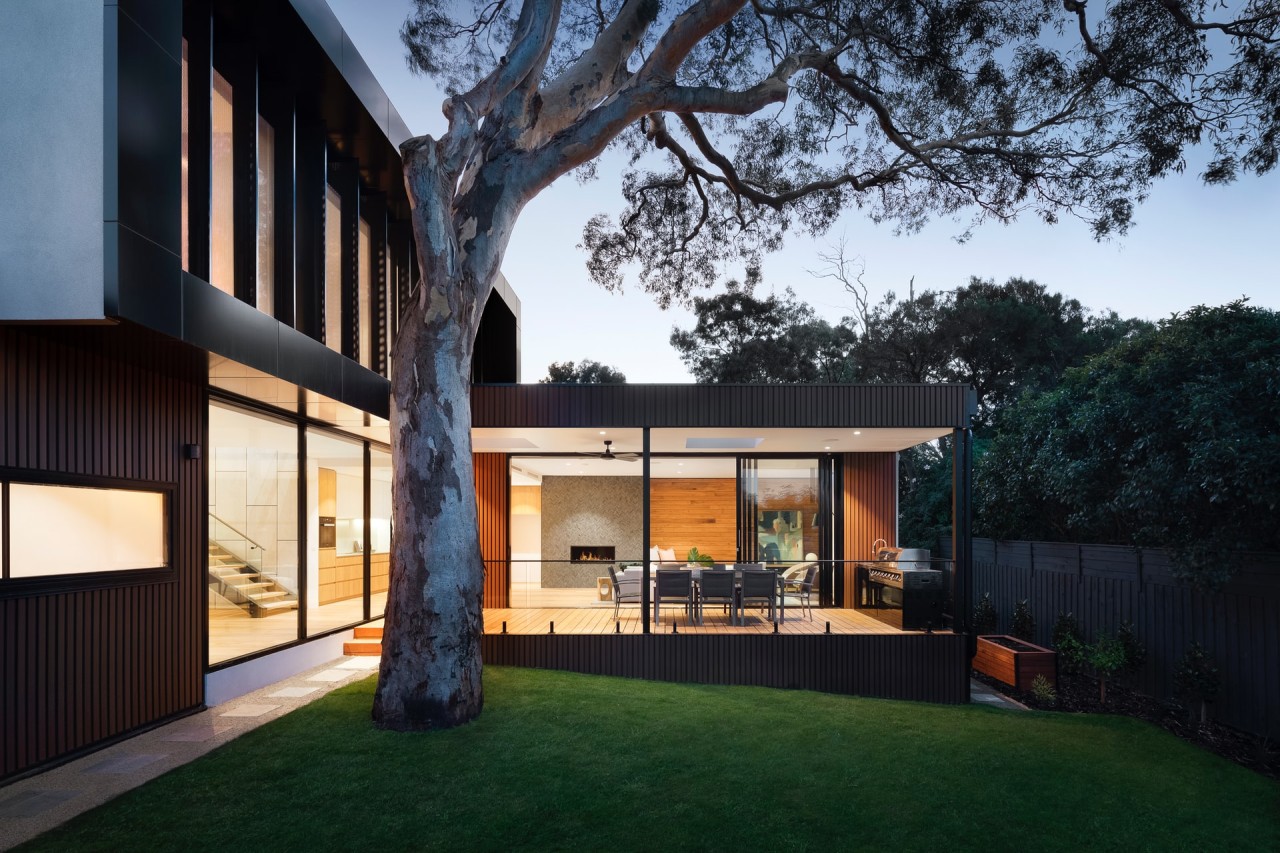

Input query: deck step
[343,640,382,656]
[353,626,384,639]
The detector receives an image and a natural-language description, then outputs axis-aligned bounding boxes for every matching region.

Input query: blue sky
[329,1,1280,383]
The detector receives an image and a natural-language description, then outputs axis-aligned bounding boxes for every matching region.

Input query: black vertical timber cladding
[480,634,969,704]
[294,117,326,340]
[214,32,258,307]
[259,85,295,324]
[329,159,360,360]
[0,327,205,781]
[470,384,976,429]
[360,195,388,375]
[387,218,413,342]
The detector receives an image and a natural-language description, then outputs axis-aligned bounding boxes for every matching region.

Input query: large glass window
[257,116,275,315]
[208,403,299,665]
[306,430,365,634]
[7,483,167,577]
[210,70,235,295]
[370,447,391,617]
[752,459,821,564]
[358,216,371,367]
[324,185,342,353]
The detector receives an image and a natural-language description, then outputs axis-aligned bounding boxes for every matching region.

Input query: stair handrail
[208,512,269,560]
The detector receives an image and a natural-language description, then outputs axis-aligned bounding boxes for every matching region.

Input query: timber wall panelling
[841,453,897,607]
[474,453,509,608]
[0,327,205,781]
[650,478,736,562]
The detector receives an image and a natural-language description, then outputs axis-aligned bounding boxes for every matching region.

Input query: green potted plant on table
[686,547,715,567]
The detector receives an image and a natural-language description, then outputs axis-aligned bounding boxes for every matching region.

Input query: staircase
[344,626,383,656]
[208,539,298,618]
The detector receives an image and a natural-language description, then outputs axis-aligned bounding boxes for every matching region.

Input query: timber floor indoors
[482,606,907,635]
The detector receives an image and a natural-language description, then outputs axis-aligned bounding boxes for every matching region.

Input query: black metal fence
[948,538,1280,737]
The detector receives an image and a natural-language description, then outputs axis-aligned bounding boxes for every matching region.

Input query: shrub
[1117,621,1146,676]
[1052,612,1087,675]
[973,592,998,635]
[1029,674,1057,706]
[1010,599,1036,642]
[1091,633,1127,704]
[1175,643,1220,726]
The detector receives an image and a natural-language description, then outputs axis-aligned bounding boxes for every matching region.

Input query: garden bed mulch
[972,669,1279,781]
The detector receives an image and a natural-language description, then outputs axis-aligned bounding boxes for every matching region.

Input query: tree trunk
[373,306,484,730]
[372,133,492,729]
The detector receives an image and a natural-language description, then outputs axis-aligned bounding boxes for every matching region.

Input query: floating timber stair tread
[233,581,274,590]
[248,590,288,601]
[253,600,297,611]
[343,640,382,656]
[215,572,256,582]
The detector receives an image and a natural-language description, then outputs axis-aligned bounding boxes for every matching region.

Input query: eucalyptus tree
[376,0,1280,730]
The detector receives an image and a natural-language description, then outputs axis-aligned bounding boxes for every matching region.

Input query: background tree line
[657,278,1279,588]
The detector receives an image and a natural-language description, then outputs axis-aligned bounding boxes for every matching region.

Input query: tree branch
[533,0,661,143]
[641,0,749,80]
[455,0,562,119]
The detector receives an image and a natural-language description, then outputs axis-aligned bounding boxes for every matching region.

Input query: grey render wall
[541,476,643,568]
[0,1,105,319]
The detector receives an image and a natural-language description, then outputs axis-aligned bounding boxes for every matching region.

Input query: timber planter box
[973,635,1056,691]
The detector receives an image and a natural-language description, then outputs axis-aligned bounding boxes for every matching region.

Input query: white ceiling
[488,425,950,480]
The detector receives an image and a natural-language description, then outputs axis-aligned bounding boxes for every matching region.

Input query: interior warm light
[824,446,831,450]
[599,430,607,435]
[853,430,862,435]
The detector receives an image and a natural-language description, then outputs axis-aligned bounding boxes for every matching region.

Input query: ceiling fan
[594,439,640,462]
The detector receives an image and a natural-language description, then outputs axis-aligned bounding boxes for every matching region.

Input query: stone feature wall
[541,476,643,585]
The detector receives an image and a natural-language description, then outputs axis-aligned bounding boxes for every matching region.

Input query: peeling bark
[373,137,493,731]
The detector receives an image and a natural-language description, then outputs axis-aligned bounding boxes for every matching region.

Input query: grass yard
[21,667,1279,852]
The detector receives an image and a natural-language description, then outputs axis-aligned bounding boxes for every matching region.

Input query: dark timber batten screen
[482,633,969,704]
[0,327,205,781]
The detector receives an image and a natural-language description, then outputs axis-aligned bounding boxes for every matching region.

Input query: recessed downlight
[853,430,862,436]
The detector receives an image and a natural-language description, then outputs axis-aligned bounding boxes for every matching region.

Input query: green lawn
[22,668,1279,852]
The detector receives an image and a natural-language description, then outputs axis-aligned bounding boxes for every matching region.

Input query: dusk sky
[329,0,1280,383]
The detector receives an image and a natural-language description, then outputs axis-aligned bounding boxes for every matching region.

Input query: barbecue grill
[855,546,946,630]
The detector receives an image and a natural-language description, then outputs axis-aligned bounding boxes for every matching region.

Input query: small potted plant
[686,547,715,567]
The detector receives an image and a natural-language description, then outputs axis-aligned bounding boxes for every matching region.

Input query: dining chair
[779,564,819,621]
[608,565,643,619]
[738,569,778,624]
[696,568,736,626]
[653,569,694,626]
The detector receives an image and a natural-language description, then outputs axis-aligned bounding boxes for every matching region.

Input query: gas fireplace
[571,546,616,562]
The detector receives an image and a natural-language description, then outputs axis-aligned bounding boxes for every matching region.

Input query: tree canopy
[975,301,1280,588]
[541,359,628,382]
[852,277,1150,424]
[402,0,1280,311]
[669,274,856,381]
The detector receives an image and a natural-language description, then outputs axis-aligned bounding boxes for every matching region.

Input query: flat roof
[472,383,977,430]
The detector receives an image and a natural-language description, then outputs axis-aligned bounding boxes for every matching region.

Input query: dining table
[623,565,786,625]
